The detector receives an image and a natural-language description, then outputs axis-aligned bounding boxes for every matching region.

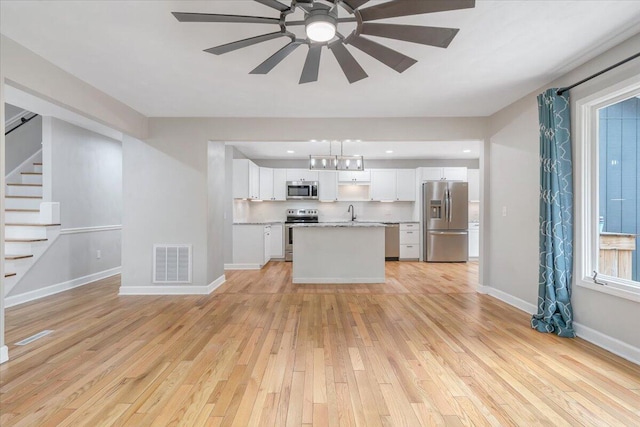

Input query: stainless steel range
[285,209,318,261]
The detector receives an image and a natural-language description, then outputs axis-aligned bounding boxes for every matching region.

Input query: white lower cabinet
[233,224,272,268]
[469,223,479,258]
[270,223,284,258]
[399,223,419,260]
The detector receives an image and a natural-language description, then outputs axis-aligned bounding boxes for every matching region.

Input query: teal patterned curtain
[531,88,576,338]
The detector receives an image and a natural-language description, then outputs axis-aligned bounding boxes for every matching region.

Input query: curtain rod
[556,51,640,96]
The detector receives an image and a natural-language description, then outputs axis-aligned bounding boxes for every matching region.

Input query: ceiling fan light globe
[306,21,336,42]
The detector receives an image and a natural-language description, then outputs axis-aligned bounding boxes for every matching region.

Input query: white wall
[0,35,147,139]
[207,141,226,285]
[485,33,640,355]
[7,117,123,298]
[4,114,41,175]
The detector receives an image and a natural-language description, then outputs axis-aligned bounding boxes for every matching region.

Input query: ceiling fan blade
[347,35,416,73]
[360,23,459,48]
[328,41,368,84]
[172,12,279,25]
[254,0,290,12]
[360,0,475,21]
[344,0,370,9]
[300,45,322,84]
[204,32,286,55]
[251,42,302,74]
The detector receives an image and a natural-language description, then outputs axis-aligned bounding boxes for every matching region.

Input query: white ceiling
[229,139,481,160]
[1,1,640,118]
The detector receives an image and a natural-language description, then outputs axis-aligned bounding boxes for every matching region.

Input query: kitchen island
[292,223,385,284]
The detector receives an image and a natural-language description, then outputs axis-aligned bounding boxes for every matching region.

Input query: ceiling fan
[173,0,475,84]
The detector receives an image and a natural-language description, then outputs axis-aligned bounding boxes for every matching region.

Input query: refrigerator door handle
[448,189,452,222]
[430,231,468,235]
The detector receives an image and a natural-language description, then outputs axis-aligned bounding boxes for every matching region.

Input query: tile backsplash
[235,200,417,223]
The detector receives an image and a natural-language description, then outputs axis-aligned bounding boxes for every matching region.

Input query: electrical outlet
[96,250,101,259]
[502,206,508,217]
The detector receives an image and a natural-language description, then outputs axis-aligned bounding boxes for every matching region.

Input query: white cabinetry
[259,168,287,201]
[370,169,416,201]
[467,169,480,201]
[259,167,273,201]
[370,169,396,201]
[469,223,479,258]
[232,224,271,268]
[338,170,371,183]
[233,159,260,199]
[318,171,338,201]
[420,167,467,182]
[399,223,419,260]
[396,169,416,201]
[270,223,284,258]
[286,169,318,182]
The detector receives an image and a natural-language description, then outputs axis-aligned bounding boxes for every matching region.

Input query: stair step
[5,196,42,199]
[5,238,48,243]
[7,183,42,187]
[33,162,43,166]
[5,209,39,212]
[21,172,43,175]
[4,272,17,278]
[5,223,60,227]
[5,254,33,261]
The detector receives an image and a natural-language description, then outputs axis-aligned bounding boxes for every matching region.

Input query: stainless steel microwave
[286,181,319,200]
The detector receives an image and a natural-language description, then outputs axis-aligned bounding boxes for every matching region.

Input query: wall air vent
[153,244,192,284]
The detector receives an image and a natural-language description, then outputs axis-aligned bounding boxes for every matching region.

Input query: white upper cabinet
[286,169,318,182]
[467,169,480,201]
[419,167,467,182]
[370,169,397,201]
[442,167,467,181]
[259,168,287,201]
[259,167,274,201]
[338,170,371,183]
[273,169,287,201]
[396,169,416,201]
[233,159,260,199]
[318,171,338,201]
[370,169,416,202]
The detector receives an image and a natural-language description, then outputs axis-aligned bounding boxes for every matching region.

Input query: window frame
[575,74,640,303]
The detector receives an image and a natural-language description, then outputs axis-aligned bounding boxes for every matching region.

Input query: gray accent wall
[8,117,123,297]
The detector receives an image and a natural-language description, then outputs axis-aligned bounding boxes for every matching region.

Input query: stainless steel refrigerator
[423,181,469,262]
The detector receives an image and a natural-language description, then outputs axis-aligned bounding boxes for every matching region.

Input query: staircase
[4,157,61,296]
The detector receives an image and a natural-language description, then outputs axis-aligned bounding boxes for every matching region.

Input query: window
[575,76,640,302]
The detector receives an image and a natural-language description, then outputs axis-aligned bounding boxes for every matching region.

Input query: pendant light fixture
[309,140,364,171]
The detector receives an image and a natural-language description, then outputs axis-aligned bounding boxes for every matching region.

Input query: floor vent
[153,244,192,283]
[15,330,53,346]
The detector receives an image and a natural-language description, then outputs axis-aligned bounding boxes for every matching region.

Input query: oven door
[285,225,294,261]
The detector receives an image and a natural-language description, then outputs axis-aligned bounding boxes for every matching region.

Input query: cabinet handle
[406,246,413,248]
[407,232,413,234]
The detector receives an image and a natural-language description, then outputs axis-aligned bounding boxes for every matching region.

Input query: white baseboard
[476,285,537,314]
[224,263,262,270]
[574,322,640,365]
[5,267,121,308]
[292,277,386,284]
[0,346,8,364]
[119,274,226,296]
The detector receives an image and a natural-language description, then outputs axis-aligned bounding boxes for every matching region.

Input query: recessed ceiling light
[386,150,394,154]
[463,149,471,153]
[310,139,317,142]
[287,150,295,154]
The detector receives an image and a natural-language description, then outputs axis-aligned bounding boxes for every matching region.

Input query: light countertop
[291,222,386,228]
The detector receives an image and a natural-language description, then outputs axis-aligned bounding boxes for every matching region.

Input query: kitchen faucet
[347,204,356,222]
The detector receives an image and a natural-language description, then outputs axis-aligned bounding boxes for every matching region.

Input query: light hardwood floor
[1,261,639,426]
